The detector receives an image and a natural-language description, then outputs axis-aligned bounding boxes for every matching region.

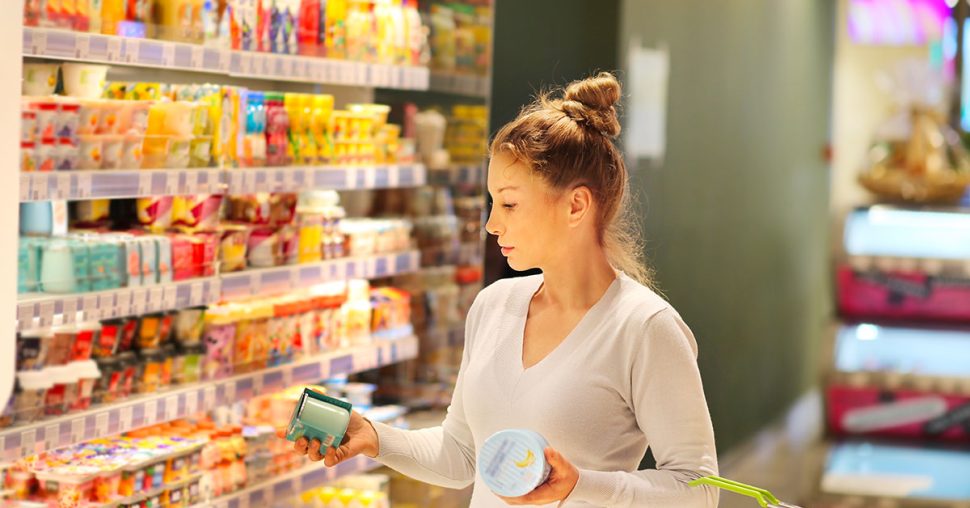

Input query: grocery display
[817,17,970,506]
[5,2,493,508]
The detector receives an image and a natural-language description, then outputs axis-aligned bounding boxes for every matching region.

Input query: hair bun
[562,72,621,138]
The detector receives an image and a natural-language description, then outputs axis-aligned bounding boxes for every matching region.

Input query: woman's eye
[502,203,517,210]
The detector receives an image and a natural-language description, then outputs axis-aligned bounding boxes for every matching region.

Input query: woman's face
[485,152,571,272]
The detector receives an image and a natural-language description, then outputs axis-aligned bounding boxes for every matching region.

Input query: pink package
[837,265,970,323]
[827,384,970,442]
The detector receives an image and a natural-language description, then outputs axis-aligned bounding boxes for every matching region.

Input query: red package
[837,265,970,323]
[827,384,970,442]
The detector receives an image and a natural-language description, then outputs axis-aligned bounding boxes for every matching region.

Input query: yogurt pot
[71,359,102,410]
[101,135,124,169]
[44,364,80,416]
[17,329,53,370]
[70,321,102,361]
[15,370,54,423]
[478,429,552,498]
[94,356,122,404]
[47,325,78,366]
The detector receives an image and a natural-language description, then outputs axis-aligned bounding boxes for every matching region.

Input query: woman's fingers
[308,439,324,461]
[293,436,309,454]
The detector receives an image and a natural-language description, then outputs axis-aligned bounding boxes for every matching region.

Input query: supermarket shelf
[23,27,430,90]
[17,277,221,332]
[19,169,224,202]
[16,252,420,331]
[229,51,429,90]
[193,455,381,508]
[219,251,421,301]
[429,71,490,97]
[18,164,427,202]
[223,163,427,195]
[427,163,485,187]
[0,335,419,462]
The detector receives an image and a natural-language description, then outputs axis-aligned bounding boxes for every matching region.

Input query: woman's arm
[368,295,485,489]
[565,309,719,507]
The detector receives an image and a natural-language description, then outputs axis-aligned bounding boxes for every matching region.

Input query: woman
[284,72,720,507]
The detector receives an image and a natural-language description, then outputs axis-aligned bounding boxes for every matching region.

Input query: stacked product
[4,279,412,429]
[21,64,406,171]
[428,2,491,75]
[22,0,430,68]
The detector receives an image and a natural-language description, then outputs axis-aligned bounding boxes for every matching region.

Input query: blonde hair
[490,72,652,285]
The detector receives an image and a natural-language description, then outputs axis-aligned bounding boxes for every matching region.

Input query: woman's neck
[536,248,617,311]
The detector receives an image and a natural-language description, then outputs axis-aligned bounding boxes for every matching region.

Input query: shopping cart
[689,476,803,508]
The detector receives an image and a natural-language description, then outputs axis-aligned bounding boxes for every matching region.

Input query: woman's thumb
[544,447,565,467]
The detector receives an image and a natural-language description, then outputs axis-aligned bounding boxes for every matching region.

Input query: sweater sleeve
[565,309,720,507]
[369,293,483,489]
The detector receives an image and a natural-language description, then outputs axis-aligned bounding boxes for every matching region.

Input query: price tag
[165,172,180,195]
[161,43,175,66]
[106,37,122,61]
[162,285,178,310]
[224,381,236,403]
[73,33,90,59]
[165,395,180,421]
[131,288,147,316]
[19,174,31,201]
[209,278,222,301]
[364,166,377,188]
[71,418,84,443]
[250,273,262,296]
[115,291,131,317]
[144,400,158,425]
[252,375,263,397]
[38,301,55,328]
[345,167,357,189]
[99,293,116,319]
[119,406,133,430]
[76,173,92,199]
[28,30,46,54]
[254,170,268,192]
[185,391,199,414]
[44,424,59,451]
[291,474,303,496]
[229,171,244,194]
[190,45,204,68]
[52,174,71,200]
[190,281,204,306]
[183,171,199,194]
[239,493,250,508]
[17,304,34,329]
[31,173,48,201]
[281,368,293,388]
[83,294,100,321]
[203,385,216,410]
[61,298,77,325]
[138,172,153,195]
[282,169,296,191]
[95,412,109,435]
[148,287,164,312]
[21,429,36,457]
[243,171,256,193]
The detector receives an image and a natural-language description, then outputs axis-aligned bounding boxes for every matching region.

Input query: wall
[619,0,836,451]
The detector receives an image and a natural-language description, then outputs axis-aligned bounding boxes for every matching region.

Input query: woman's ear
[568,186,594,228]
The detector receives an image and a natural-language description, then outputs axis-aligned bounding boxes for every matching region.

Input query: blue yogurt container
[478,429,552,498]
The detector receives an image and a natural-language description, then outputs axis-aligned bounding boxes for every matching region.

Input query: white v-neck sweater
[373,273,719,507]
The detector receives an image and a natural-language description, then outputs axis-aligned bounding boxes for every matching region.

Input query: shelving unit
[24,27,430,90]
[6,3,494,506]
[429,72,491,98]
[0,335,418,462]
[426,163,486,187]
[192,456,381,508]
[19,164,427,201]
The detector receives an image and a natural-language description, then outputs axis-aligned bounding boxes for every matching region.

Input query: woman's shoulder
[612,274,674,327]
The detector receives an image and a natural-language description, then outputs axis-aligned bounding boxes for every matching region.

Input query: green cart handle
[689,476,786,508]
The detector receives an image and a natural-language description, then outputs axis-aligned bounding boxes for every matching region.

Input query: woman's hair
[490,72,652,285]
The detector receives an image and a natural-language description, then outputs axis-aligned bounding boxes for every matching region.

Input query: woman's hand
[499,447,579,505]
[276,410,380,466]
